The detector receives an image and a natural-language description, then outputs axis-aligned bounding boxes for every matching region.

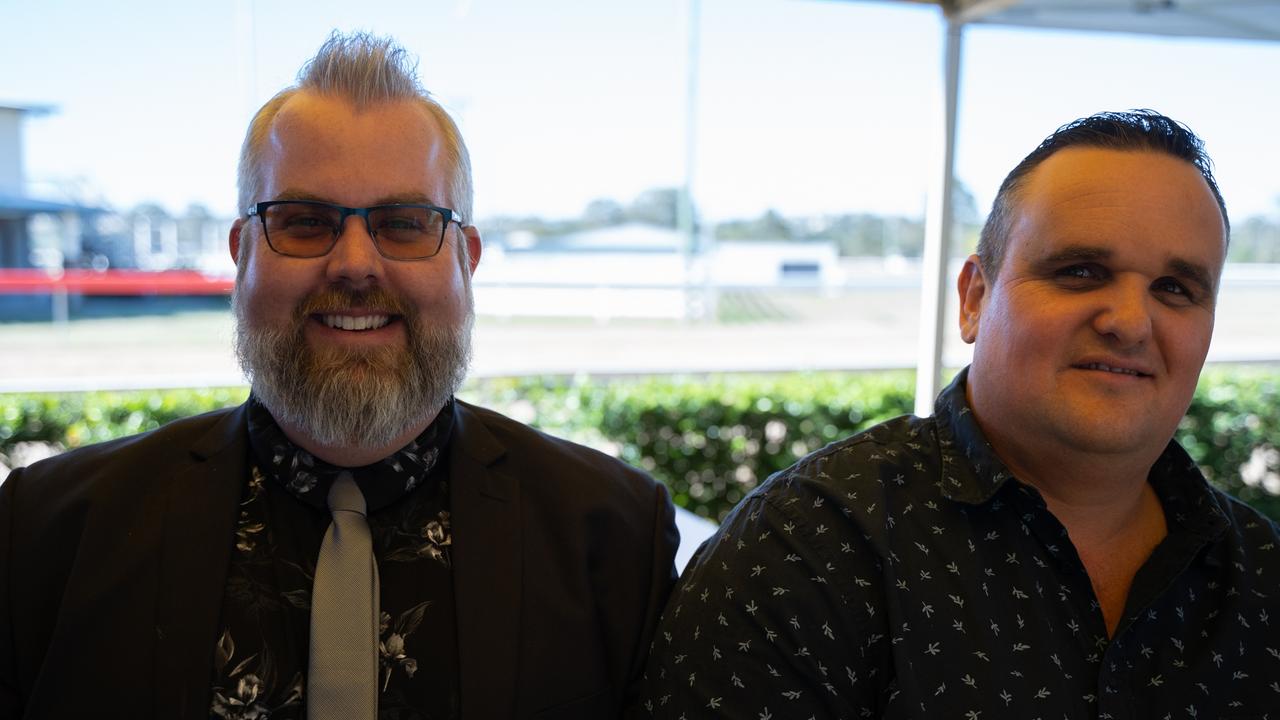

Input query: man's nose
[1092,277,1154,347]
[324,215,384,286]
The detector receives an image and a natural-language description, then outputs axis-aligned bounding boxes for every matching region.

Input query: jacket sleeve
[621,480,680,705]
[0,469,23,718]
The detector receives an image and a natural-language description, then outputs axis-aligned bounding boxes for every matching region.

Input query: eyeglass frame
[245,199,467,260]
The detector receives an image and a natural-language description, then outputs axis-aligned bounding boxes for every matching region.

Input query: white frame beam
[914,18,964,417]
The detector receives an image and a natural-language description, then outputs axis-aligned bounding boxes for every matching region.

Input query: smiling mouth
[319,314,393,331]
[1075,362,1150,378]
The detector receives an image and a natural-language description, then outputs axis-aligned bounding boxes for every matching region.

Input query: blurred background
[2,0,1278,532]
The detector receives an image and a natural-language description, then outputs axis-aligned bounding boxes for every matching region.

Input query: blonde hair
[236,31,474,227]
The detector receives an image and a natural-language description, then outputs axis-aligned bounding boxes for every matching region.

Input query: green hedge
[487,372,918,519]
[0,387,249,451]
[1179,367,1280,520]
[2,369,1277,522]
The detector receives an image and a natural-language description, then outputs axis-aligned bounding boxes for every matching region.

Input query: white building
[476,223,842,320]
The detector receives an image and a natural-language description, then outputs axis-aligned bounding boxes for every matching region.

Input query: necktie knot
[328,472,367,516]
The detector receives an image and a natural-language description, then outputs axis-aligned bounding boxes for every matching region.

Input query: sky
[1,0,1279,224]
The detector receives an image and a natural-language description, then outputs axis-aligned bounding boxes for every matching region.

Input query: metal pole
[913,18,963,417]
[679,0,704,320]
[235,0,258,128]
[51,284,69,326]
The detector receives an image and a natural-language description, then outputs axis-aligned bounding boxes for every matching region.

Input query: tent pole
[914,17,963,417]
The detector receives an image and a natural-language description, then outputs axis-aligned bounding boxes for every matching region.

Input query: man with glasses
[0,32,678,719]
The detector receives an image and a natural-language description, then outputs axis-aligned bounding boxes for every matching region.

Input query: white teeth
[1083,362,1141,376]
[322,314,391,331]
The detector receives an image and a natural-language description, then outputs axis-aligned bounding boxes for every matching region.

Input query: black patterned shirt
[209,397,458,720]
[635,368,1280,719]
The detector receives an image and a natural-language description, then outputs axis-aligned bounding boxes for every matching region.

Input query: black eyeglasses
[247,200,465,260]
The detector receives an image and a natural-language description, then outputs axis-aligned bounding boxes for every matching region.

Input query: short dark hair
[976,110,1230,280]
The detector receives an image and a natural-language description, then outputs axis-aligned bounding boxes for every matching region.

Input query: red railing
[0,269,234,296]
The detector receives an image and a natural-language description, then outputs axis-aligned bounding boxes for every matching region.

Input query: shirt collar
[246,396,454,513]
[931,367,1232,541]
[1146,439,1232,542]
[932,366,1018,505]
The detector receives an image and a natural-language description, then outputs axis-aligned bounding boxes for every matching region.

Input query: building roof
[0,103,55,116]
[0,192,96,214]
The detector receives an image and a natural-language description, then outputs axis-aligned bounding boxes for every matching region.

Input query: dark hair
[976,109,1230,279]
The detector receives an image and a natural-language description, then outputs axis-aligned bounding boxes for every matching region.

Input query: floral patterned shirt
[635,368,1280,719]
[209,397,458,720]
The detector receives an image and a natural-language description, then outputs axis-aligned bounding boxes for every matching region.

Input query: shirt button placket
[1096,645,1135,720]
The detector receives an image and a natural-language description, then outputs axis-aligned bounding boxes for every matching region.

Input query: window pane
[0,1,1277,392]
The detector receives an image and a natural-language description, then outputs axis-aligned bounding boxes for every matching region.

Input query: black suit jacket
[0,400,679,719]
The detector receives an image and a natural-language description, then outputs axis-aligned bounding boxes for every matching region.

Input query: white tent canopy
[944,0,1280,41]
[866,0,1280,414]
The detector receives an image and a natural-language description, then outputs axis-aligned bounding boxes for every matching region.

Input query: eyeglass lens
[263,202,446,259]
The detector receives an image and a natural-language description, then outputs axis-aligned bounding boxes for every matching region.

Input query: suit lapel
[450,402,522,719]
[153,404,248,719]
[146,400,522,717]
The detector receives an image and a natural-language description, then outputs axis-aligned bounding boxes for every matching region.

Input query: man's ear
[229,218,245,263]
[462,225,482,276]
[957,254,988,345]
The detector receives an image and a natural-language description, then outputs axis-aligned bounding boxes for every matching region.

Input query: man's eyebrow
[272,189,330,203]
[1037,245,1112,266]
[269,190,439,206]
[372,193,436,206]
[1168,257,1216,294]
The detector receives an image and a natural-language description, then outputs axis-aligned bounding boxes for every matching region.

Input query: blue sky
[2,0,1278,223]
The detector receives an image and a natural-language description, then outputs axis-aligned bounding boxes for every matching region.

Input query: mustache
[294,286,412,319]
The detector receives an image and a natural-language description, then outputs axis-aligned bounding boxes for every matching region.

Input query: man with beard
[0,32,679,720]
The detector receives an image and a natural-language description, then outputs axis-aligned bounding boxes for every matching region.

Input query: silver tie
[308,471,380,720]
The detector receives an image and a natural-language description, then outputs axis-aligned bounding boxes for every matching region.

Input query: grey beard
[233,289,472,451]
